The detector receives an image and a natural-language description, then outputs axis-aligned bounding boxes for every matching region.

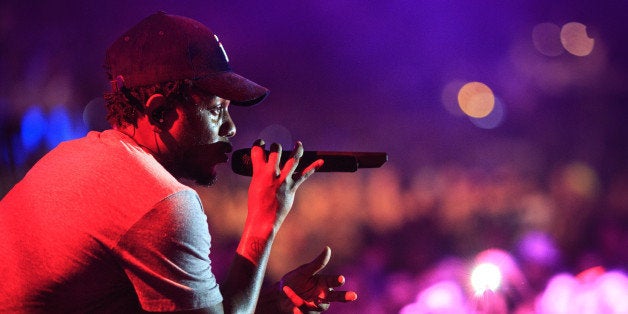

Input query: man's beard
[163,142,230,187]
[190,167,218,186]
[166,153,220,187]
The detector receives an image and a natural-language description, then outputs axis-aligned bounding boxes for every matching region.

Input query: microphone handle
[230,148,387,176]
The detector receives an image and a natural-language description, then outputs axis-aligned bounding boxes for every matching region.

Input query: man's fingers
[320,274,347,289]
[283,285,305,307]
[299,159,324,178]
[250,139,266,167]
[280,142,302,182]
[325,290,358,303]
[291,158,323,190]
[251,141,283,176]
[282,286,306,314]
[298,246,331,276]
[285,284,357,306]
[268,143,282,175]
[283,285,318,311]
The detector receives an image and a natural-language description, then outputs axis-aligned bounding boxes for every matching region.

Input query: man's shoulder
[80,130,188,192]
[32,129,192,209]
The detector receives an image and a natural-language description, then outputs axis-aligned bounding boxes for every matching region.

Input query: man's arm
[255,247,358,314]
[219,140,322,313]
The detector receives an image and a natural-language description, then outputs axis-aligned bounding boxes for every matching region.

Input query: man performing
[0,12,357,313]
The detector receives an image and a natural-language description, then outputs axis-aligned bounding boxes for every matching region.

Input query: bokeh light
[469,96,505,129]
[457,81,495,118]
[559,161,599,200]
[400,281,468,314]
[83,97,109,131]
[536,270,628,314]
[257,124,293,148]
[532,21,595,58]
[560,22,595,57]
[597,271,628,313]
[532,22,565,57]
[537,273,578,314]
[517,231,560,266]
[471,263,502,295]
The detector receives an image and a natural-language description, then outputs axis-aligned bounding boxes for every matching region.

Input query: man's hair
[103,80,192,127]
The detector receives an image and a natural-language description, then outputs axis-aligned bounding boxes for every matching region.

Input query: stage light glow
[20,105,47,152]
[400,280,468,314]
[469,96,505,129]
[457,82,495,118]
[421,281,464,310]
[537,270,628,313]
[517,231,559,266]
[560,162,599,199]
[471,263,502,295]
[597,271,628,313]
[45,106,72,150]
[560,22,595,57]
[536,274,577,313]
[532,22,564,57]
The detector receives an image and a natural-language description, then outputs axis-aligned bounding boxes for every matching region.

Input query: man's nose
[219,114,236,138]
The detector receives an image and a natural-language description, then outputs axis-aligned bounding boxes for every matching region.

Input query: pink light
[536,274,578,313]
[400,280,468,314]
[536,269,628,313]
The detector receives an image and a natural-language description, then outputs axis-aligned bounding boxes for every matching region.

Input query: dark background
[2,1,627,312]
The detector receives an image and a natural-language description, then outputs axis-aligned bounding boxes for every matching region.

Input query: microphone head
[231,148,255,176]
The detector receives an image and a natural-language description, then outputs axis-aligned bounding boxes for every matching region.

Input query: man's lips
[185,141,233,164]
[216,141,233,163]
[218,141,233,154]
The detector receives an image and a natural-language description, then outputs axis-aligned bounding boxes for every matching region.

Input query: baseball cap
[105,11,269,106]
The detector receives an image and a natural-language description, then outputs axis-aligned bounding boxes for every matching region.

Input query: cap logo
[214,35,229,63]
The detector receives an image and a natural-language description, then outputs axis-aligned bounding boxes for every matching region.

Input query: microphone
[231,148,388,176]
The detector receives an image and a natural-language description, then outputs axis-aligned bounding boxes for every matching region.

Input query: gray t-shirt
[0,130,223,312]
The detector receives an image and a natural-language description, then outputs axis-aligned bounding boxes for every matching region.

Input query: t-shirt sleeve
[114,189,223,312]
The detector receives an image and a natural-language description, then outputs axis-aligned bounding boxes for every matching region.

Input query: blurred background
[1,0,627,312]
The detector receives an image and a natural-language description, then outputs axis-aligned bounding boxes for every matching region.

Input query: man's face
[157,90,236,186]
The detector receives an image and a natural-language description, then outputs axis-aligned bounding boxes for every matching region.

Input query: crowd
[195,160,628,313]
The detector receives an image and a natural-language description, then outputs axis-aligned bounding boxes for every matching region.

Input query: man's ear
[145,93,167,130]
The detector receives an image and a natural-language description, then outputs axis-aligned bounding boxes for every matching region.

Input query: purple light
[517,231,560,266]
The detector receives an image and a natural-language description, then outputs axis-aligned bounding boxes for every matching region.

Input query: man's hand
[247,139,321,229]
[278,247,358,313]
[226,140,324,313]
[238,139,323,265]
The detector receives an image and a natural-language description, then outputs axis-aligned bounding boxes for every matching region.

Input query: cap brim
[195,72,269,106]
